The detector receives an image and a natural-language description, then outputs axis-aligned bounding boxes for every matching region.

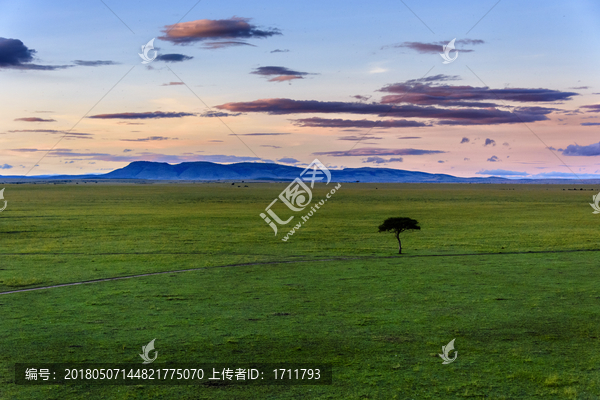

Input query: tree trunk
[397,238,402,254]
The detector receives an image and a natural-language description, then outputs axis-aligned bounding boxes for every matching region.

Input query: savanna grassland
[0,182,599,399]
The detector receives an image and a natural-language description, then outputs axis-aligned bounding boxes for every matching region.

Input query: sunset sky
[1,0,600,178]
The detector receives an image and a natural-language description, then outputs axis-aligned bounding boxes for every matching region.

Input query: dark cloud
[561,142,600,156]
[8,129,60,133]
[216,76,575,127]
[461,137,469,143]
[271,49,289,53]
[62,134,92,139]
[251,66,312,82]
[556,109,581,116]
[7,129,92,138]
[213,98,426,115]
[437,160,445,163]
[410,74,461,83]
[379,80,577,107]
[11,148,51,152]
[14,117,56,122]
[252,67,304,77]
[73,60,119,66]
[201,41,256,49]
[484,138,496,146]
[338,135,382,141]
[161,82,185,86]
[291,117,428,129]
[392,42,446,54]
[503,142,510,146]
[458,39,485,45]
[0,164,13,169]
[487,155,500,162]
[363,157,386,164]
[313,148,445,157]
[208,140,223,142]
[214,97,358,114]
[89,111,195,119]
[581,104,600,113]
[401,75,462,87]
[123,149,133,153]
[397,136,421,139]
[217,98,553,125]
[389,39,483,54]
[155,54,193,63]
[569,86,589,90]
[0,37,70,70]
[581,122,600,126]
[437,107,555,126]
[200,111,242,118]
[120,136,176,142]
[277,157,299,164]
[352,95,372,102]
[3,63,70,70]
[159,17,281,47]
[476,169,527,176]
[0,38,35,65]
[260,144,281,148]
[236,132,291,136]
[363,156,403,164]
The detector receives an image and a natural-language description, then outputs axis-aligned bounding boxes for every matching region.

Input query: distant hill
[1,161,600,184]
[101,161,509,183]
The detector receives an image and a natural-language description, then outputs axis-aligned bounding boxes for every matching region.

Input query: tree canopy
[378,217,420,235]
[378,217,421,254]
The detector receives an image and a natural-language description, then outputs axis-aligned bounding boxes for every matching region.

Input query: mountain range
[1,161,599,184]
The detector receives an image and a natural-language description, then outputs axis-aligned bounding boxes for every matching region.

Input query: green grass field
[1,182,599,399]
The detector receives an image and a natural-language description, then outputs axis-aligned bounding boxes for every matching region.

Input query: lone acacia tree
[378,217,421,254]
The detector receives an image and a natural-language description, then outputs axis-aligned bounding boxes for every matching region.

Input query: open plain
[1,182,599,399]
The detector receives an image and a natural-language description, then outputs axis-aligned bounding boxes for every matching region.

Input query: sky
[1,0,600,178]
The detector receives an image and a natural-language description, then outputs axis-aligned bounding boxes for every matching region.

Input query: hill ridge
[2,160,600,183]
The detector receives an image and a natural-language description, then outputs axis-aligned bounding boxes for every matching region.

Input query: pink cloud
[159,17,281,46]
